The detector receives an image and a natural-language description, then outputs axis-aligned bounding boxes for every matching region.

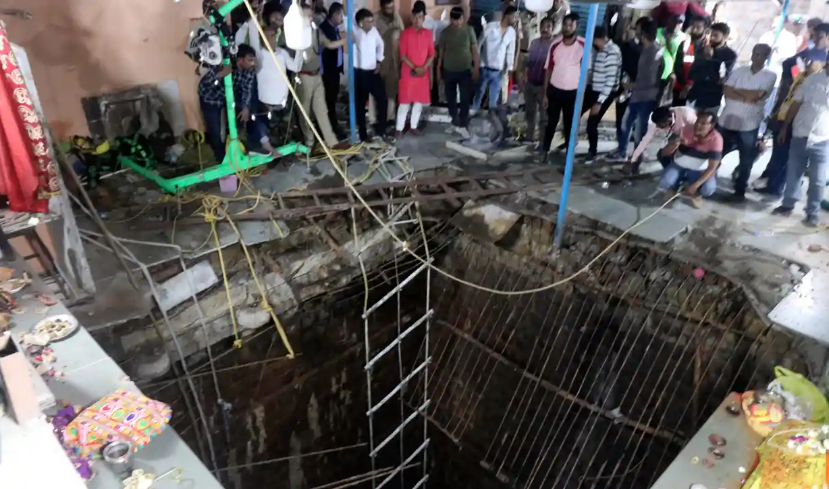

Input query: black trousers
[581,86,619,154]
[354,68,387,141]
[322,70,342,136]
[543,85,577,152]
[443,69,473,129]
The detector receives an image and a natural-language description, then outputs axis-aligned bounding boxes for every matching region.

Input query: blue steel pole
[553,3,598,248]
[773,0,790,48]
[347,0,358,144]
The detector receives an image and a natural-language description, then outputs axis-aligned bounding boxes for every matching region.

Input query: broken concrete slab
[156,261,218,312]
[451,203,520,242]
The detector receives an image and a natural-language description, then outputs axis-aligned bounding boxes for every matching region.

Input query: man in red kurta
[394,6,435,137]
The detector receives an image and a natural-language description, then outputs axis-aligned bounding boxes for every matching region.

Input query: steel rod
[375,440,430,489]
[367,359,431,416]
[371,400,431,457]
[363,259,432,318]
[553,3,599,248]
[365,310,433,370]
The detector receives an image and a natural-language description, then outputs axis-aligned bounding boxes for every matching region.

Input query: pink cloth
[398,27,435,105]
[631,106,698,162]
[544,37,585,91]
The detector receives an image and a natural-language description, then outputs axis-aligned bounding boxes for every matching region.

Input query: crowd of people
[197,0,829,227]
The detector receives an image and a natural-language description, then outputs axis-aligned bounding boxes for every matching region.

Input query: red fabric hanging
[0,20,60,213]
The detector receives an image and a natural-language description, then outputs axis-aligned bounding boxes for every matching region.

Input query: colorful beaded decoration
[63,390,172,460]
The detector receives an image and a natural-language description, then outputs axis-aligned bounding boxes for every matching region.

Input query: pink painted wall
[2,0,205,141]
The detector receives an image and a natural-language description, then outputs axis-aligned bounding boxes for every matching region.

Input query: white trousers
[395,103,423,131]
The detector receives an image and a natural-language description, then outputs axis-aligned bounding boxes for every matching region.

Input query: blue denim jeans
[245,100,270,151]
[783,137,829,217]
[618,100,657,156]
[764,126,791,196]
[718,125,759,195]
[201,100,225,163]
[658,161,717,197]
[473,68,503,111]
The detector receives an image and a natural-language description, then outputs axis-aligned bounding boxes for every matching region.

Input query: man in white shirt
[759,16,798,76]
[628,106,697,173]
[718,43,777,202]
[353,8,390,142]
[472,5,517,112]
[773,62,829,226]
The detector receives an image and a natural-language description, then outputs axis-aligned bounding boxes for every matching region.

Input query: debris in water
[600,181,610,189]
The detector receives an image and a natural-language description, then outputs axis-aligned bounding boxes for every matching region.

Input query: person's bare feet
[690,196,703,209]
[262,141,275,155]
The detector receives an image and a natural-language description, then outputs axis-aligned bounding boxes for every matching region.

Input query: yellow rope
[203,197,243,348]
[224,209,295,358]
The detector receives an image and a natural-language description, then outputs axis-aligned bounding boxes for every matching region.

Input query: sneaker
[755,186,782,198]
[446,125,457,134]
[583,151,597,165]
[751,177,769,189]
[605,150,626,161]
[771,205,794,216]
[249,148,273,157]
[456,127,470,139]
[554,142,567,153]
[804,214,821,227]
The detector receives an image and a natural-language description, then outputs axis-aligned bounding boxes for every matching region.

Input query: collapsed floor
[110,207,814,489]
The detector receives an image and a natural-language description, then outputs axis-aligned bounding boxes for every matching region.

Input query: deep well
[141,213,803,489]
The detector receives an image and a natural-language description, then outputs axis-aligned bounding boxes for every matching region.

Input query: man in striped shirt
[581,26,621,163]
[657,112,723,208]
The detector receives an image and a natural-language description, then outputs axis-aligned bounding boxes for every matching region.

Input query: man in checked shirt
[198,43,273,163]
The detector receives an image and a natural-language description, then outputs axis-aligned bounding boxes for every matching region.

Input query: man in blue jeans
[472,6,516,112]
[197,44,272,162]
[657,113,723,208]
[609,18,663,160]
[758,49,827,197]
[773,61,829,227]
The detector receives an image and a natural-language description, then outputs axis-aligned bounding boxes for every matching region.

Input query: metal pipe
[553,3,599,248]
[347,0,358,143]
[773,0,790,48]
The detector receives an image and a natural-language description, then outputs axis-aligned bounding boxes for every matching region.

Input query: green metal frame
[119,0,309,194]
